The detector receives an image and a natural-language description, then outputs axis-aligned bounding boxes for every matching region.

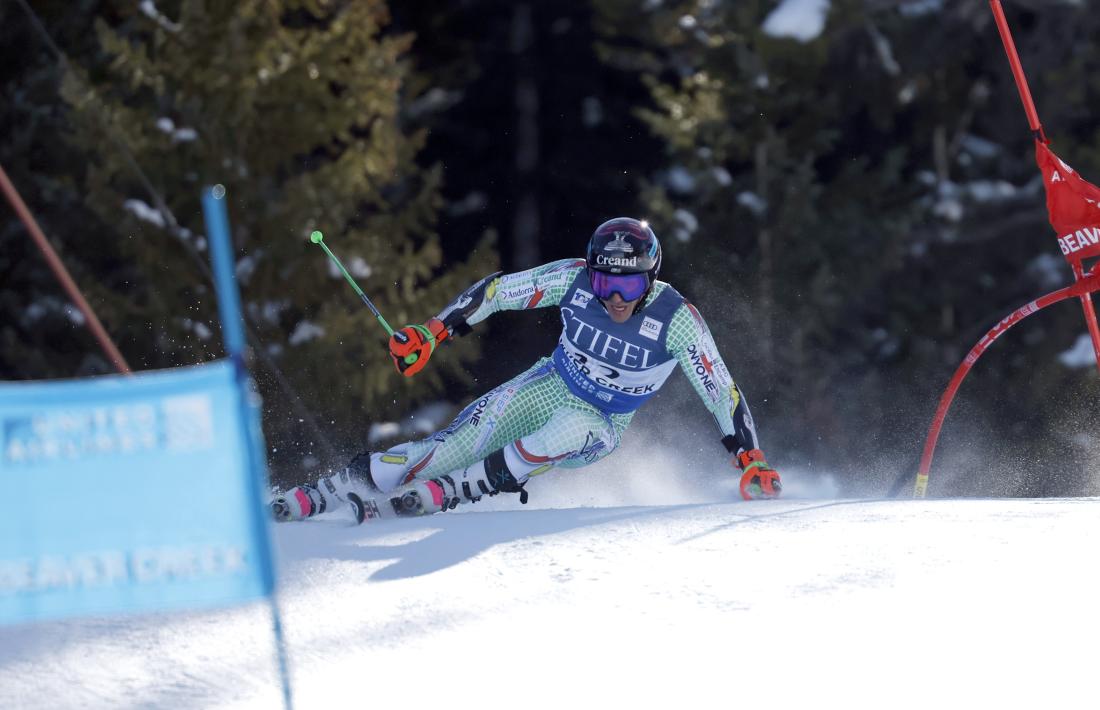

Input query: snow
[3,469,1098,708]
[446,191,489,217]
[932,194,964,222]
[154,118,198,143]
[235,253,258,284]
[664,166,696,195]
[867,22,901,76]
[288,321,325,346]
[899,0,945,17]
[404,87,463,120]
[1058,333,1098,368]
[1025,252,1067,290]
[959,133,1002,160]
[762,0,831,42]
[139,0,181,33]
[181,318,213,341]
[172,127,198,143]
[62,304,85,326]
[252,300,289,326]
[367,422,401,443]
[581,96,603,127]
[672,208,699,242]
[23,298,85,326]
[123,198,166,228]
[965,179,1017,202]
[367,403,455,446]
[898,81,918,104]
[737,190,768,217]
[326,258,371,280]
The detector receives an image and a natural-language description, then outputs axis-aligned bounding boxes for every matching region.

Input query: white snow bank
[2,497,1098,708]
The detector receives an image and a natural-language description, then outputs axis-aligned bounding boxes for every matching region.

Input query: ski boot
[272,484,325,522]
[272,451,382,522]
[347,479,456,524]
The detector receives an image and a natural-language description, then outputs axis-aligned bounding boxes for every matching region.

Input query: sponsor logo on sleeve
[524,288,545,309]
[639,316,663,341]
[503,285,536,301]
[686,344,719,400]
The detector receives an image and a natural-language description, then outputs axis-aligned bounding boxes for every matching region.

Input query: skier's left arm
[666,302,782,499]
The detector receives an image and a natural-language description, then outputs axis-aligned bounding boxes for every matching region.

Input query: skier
[273,217,781,523]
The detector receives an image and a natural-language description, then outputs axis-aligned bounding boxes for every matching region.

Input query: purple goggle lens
[590,271,650,301]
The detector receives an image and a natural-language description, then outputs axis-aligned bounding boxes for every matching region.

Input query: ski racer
[273,217,781,523]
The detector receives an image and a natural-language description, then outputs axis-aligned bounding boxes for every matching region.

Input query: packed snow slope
[1,468,1097,709]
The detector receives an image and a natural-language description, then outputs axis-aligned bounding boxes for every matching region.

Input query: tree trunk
[511,3,540,268]
[755,139,774,374]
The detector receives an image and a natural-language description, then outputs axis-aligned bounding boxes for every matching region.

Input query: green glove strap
[396,323,438,366]
[410,324,438,353]
[741,461,767,473]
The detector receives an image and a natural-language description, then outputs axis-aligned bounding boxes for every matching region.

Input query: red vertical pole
[0,163,132,375]
[990,0,1047,142]
[1070,262,1100,376]
[992,0,1100,373]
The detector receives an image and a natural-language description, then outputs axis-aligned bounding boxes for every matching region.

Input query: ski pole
[310,230,421,364]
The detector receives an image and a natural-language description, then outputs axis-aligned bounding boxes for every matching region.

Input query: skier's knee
[423,449,531,509]
[453,448,530,504]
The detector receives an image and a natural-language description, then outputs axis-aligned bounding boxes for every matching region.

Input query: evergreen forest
[3,0,1099,496]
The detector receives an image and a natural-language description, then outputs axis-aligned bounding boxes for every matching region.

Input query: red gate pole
[1070,261,1100,376]
[916,2,1100,496]
[0,163,132,375]
[914,273,1100,497]
[991,0,1100,372]
[990,0,1046,142]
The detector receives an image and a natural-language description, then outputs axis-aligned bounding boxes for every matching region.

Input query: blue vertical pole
[201,185,294,710]
[201,185,247,364]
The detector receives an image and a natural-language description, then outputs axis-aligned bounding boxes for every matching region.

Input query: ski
[346,491,388,525]
[346,488,437,525]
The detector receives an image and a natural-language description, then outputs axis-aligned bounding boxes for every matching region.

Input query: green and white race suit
[355,259,760,498]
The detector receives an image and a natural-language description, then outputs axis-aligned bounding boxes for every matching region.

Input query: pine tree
[59,0,497,481]
[0,0,115,380]
[595,0,924,473]
[595,0,1100,493]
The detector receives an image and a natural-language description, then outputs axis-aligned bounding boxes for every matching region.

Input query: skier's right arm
[388,260,584,376]
[434,259,585,333]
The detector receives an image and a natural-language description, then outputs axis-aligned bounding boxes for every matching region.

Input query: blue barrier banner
[0,361,274,625]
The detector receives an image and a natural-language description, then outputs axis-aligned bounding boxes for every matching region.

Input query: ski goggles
[589,270,651,301]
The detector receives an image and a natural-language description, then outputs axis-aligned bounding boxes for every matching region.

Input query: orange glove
[736,448,782,500]
[389,318,449,377]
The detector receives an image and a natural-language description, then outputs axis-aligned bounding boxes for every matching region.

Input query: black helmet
[585,218,662,280]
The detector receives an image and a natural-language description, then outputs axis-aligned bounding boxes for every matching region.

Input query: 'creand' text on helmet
[585,218,662,280]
